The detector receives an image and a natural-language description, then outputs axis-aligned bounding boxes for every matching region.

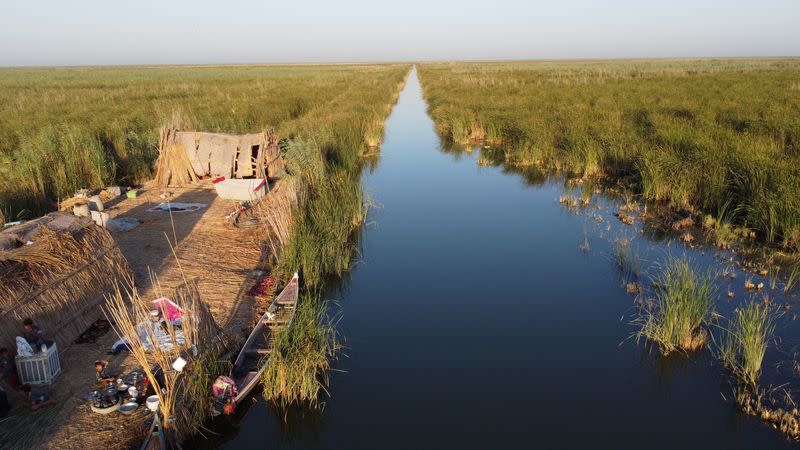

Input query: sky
[0,0,798,66]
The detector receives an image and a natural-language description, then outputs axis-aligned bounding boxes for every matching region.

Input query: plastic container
[88,195,104,211]
[213,179,267,201]
[15,342,61,385]
[146,395,160,412]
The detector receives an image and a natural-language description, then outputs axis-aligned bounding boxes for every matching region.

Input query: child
[21,384,55,410]
[95,360,115,385]
[22,318,46,350]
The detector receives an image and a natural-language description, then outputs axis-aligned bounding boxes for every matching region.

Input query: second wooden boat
[230,272,300,403]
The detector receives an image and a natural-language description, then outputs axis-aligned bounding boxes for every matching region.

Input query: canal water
[213,68,795,449]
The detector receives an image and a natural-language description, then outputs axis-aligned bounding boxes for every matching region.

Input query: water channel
[208,68,796,449]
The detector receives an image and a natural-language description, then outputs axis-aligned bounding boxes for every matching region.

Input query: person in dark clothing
[22,318,46,350]
[0,384,10,418]
[0,347,19,389]
[21,384,55,410]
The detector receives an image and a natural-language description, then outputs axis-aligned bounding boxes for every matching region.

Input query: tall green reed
[636,257,716,354]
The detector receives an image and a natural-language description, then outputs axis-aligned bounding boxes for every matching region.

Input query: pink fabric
[213,375,237,397]
[152,297,183,322]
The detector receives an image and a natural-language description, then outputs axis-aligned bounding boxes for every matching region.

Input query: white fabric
[15,337,33,357]
[147,202,207,213]
[134,321,185,352]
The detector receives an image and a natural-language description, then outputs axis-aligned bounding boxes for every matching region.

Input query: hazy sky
[1,0,798,66]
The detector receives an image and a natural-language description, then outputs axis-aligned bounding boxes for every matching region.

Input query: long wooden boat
[231,272,300,403]
[140,414,165,450]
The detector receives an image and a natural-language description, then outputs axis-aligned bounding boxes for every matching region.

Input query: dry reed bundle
[254,177,303,263]
[104,276,223,444]
[155,128,198,187]
[154,143,198,187]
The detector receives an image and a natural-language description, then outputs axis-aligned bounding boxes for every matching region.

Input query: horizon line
[1,55,798,70]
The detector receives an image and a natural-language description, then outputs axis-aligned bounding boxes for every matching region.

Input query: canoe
[140,415,165,450]
[231,272,300,403]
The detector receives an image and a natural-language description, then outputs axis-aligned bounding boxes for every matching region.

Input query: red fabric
[247,277,275,296]
[211,176,226,184]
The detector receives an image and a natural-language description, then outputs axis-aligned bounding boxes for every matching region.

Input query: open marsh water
[209,69,799,449]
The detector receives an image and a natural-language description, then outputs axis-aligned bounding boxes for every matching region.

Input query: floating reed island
[0,63,410,449]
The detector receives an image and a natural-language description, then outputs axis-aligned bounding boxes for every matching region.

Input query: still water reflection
[205,68,795,449]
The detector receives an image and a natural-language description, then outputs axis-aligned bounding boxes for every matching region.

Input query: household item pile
[90,369,150,415]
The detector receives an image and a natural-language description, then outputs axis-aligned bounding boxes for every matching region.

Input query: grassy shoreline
[418,59,800,250]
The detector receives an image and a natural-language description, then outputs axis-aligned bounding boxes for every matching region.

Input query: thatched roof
[0,213,132,350]
[155,128,285,186]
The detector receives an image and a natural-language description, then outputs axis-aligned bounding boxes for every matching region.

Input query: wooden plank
[245,348,271,356]
[262,318,288,325]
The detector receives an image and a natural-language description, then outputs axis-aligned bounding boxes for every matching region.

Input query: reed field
[418,59,800,249]
[258,69,408,405]
[0,64,409,219]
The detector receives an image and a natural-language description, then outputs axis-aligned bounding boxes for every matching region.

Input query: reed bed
[261,294,341,408]
[635,257,716,354]
[718,298,777,387]
[255,66,408,408]
[0,399,65,449]
[418,59,800,249]
[0,64,410,218]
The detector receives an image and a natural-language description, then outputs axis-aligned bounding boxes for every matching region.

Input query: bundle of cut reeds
[154,128,198,187]
[104,276,222,444]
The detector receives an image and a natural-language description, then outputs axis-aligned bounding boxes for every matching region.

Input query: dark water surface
[211,69,796,449]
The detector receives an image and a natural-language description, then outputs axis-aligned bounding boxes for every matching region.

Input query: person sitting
[22,318,46,351]
[95,360,115,385]
[0,347,19,390]
[21,384,55,410]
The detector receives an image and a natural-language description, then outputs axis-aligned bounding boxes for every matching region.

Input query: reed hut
[155,128,285,187]
[0,213,133,350]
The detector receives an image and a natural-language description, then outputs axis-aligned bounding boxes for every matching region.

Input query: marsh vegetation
[718,298,777,387]
[636,257,716,354]
[260,295,341,407]
[254,67,407,406]
[418,59,800,249]
[0,64,408,219]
